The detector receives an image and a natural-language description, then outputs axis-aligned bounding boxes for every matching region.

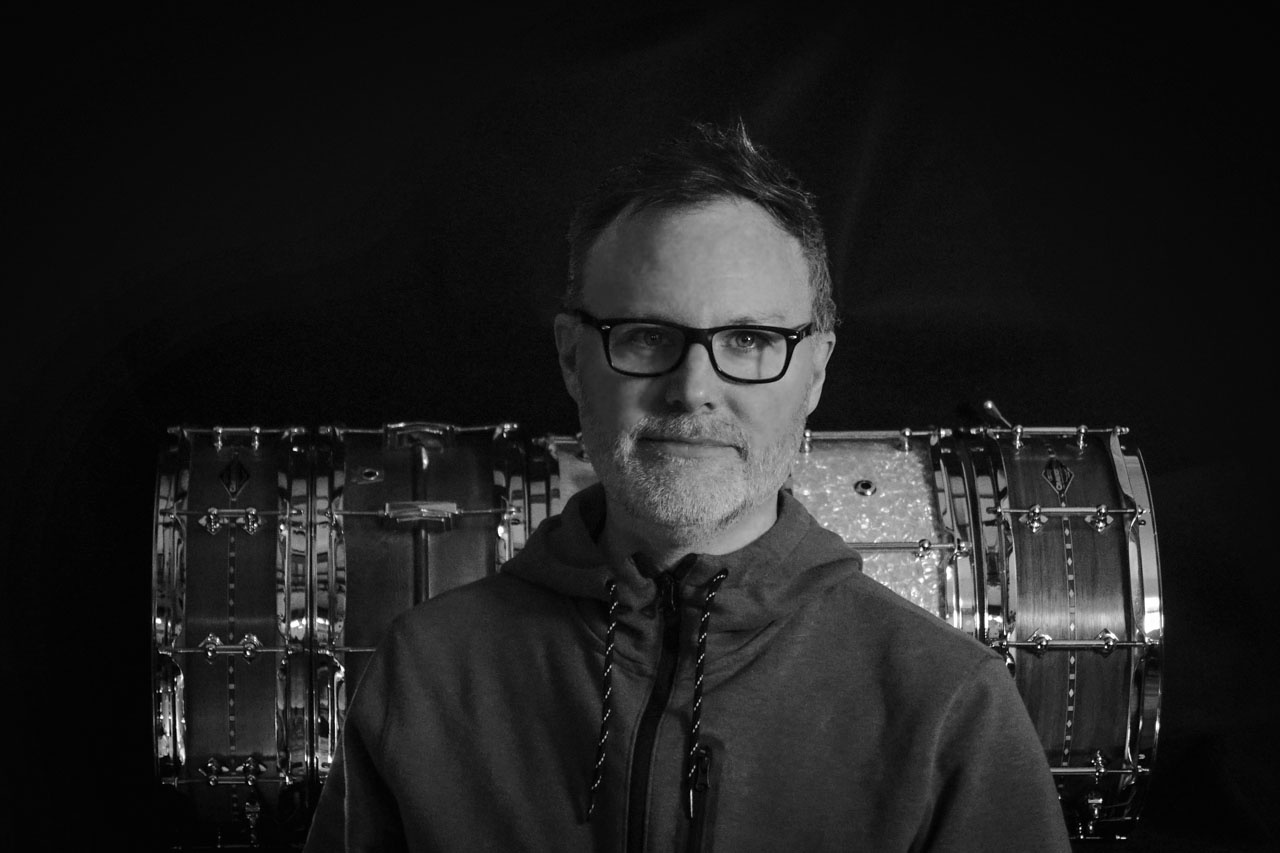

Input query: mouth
[637,435,740,458]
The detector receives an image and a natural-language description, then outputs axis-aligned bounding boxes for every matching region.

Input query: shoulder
[822,567,1008,684]
[383,571,558,643]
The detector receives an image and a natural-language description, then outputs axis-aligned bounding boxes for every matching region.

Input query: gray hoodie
[303,484,1071,852]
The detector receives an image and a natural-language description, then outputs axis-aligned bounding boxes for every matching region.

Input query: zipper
[626,570,683,853]
[686,747,711,853]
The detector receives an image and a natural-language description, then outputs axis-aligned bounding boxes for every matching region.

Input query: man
[303,122,1072,851]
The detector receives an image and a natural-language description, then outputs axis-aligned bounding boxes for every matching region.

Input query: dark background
[5,4,1272,851]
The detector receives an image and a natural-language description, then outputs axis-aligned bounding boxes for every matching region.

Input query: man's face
[554,199,835,538]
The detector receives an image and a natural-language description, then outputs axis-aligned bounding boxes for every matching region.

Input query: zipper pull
[658,572,678,615]
[686,746,711,819]
[642,571,679,618]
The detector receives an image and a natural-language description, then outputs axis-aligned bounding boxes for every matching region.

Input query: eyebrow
[626,312,796,327]
[726,313,790,325]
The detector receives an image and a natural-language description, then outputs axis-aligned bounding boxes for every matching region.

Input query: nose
[662,339,722,412]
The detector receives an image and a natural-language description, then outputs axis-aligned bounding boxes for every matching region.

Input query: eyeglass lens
[608,322,791,381]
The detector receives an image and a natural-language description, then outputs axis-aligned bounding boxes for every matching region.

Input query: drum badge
[1041,458,1074,503]
[219,456,251,499]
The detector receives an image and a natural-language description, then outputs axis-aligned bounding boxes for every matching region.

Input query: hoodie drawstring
[585,577,619,822]
[583,568,730,836]
[686,569,728,819]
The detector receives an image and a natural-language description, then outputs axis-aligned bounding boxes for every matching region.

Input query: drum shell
[152,423,525,848]
[310,423,525,779]
[959,427,1162,836]
[151,426,312,848]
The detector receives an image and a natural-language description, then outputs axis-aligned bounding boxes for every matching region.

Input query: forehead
[580,199,810,324]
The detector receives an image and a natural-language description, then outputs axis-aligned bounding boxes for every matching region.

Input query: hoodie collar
[504,483,860,633]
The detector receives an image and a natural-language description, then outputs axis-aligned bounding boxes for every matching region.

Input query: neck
[598,493,779,572]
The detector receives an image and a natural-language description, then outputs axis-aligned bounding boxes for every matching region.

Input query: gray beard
[578,406,807,545]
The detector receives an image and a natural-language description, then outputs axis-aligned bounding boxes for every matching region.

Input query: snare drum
[152,421,526,848]
[525,426,1162,840]
[309,422,525,778]
[526,429,975,623]
[152,425,314,849]
[958,425,1162,839]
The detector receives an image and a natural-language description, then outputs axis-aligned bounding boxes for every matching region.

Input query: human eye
[721,328,781,352]
[615,323,679,351]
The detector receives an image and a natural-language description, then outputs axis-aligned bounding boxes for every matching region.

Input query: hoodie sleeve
[916,655,1073,853]
[302,646,409,853]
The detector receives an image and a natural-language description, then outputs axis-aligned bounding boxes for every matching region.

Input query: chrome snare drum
[153,421,528,848]
[152,425,314,849]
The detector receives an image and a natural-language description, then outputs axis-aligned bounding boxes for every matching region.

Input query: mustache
[630,415,746,448]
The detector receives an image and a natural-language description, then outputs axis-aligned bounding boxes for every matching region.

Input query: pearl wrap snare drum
[526,426,1162,840]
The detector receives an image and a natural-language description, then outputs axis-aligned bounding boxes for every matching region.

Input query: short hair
[564,121,838,333]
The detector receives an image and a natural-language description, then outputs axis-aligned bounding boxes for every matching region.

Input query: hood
[502,482,861,634]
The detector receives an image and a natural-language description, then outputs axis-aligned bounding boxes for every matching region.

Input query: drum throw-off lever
[381,501,515,531]
[383,501,463,531]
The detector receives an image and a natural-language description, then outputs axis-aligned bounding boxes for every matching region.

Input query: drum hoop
[1114,439,1163,776]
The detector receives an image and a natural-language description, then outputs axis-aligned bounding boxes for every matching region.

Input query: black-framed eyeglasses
[571,309,815,384]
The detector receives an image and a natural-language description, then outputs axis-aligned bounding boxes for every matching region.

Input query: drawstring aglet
[686,747,711,819]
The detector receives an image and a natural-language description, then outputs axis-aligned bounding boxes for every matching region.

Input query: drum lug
[1085,505,1113,532]
[199,756,232,785]
[197,632,264,662]
[1081,751,1109,837]
[196,754,267,787]
[200,507,226,535]
[198,633,224,662]
[198,506,263,535]
[1021,504,1048,533]
[212,425,262,452]
[234,755,268,784]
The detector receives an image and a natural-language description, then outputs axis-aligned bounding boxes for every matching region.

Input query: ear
[803,332,836,416]
[553,313,584,404]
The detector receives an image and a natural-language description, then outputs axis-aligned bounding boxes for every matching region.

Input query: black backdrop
[5,5,1273,851]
